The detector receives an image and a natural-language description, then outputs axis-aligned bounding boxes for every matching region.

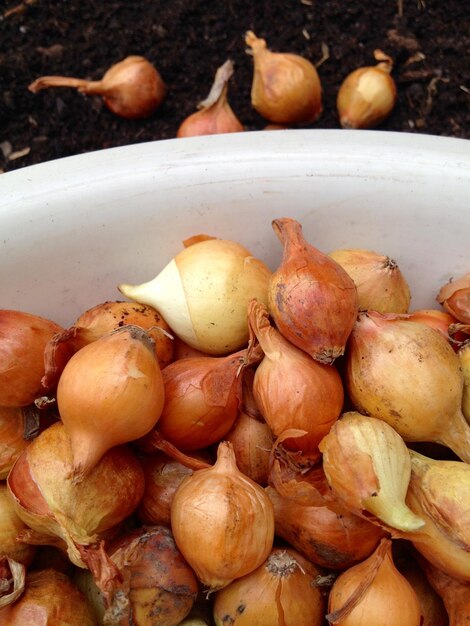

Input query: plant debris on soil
[1,0,469,173]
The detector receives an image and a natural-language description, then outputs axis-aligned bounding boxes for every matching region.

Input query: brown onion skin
[268,218,358,364]
[398,556,449,626]
[0,568,97,625]
[0,406,29,479]
[137,451,212,526]
[106,525,198,626]
[156,352,244,450]
[225,411,273,485]
[44,301,174,388]
[0,310,64,407]
[266,486,386,570]
[213,547,325,626]
[177,98,244,137]
[0,484,36,567]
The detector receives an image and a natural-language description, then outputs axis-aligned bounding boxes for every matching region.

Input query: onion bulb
[327,538,422,625]
[459,341,470,422]
[328,248,411,313]
[171,441,274,590]
[213,547,325,626]
[268,218,358,363]
[44,300,174,389]
[155,344,260,450]
[177,59,244,137]
[119,236,271,355]
[245,31,322,124]
[319,412,425,531]
[0,484,36,567]
[337,50,397,129]
[7,422,144,573]
[28,55,166,119]
[248,299,344,461]
[57,325,164,477]
[266,486,386,570]
[225,411,273,486]
[0,406,30,479]
[0,568,97,625]
[346,311,470,462]
[421,558,470,625]
[437,272,470,324]
[104,525,198,625]
[407,308,457,342]
[0,309,64,407]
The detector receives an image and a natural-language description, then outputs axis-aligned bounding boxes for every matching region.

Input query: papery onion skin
[398,556,449,626]
[0,484,36,567]
[7,421,145,568]
[327,538,422,626]
[119,237,272,355]
[171,441,275,590]
[245,31,322,124]
[137,452,195,526]
[328,248,411,313]
[156,349,250,450]
[0,568,97,625]
[225,411,273,485]
[0,310,64,407]
[459,341,470,423]
[268,218,358,364]
[57,325,165,477]
[213,547,325,626]
[0,406,30,479]
[319,412,425,532]
[407,308,457,343]
[421,558,470,626]
[266,486,386,570]
[345,311,470,462]
[177,59,244,137]
[437,272,470,324]
[105,525,198,626]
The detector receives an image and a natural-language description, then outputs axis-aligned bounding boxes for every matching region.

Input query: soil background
[0,0,469,173]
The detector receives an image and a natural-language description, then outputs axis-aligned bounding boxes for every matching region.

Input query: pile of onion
[1,216,468,625]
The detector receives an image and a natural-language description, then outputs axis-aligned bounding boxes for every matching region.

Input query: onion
[266,486,386,570]
[44,300,174,388]
[337,50,397,129]
[155,344,260,451]
[225,411,273,485]
[0,310,63,407]
[249,299,344,462]
[56,325,165,477]
[213,547,325,626]
[103,525,198,625]
[171,441,274,590]
[245,31,322,124]
[0,568,97,625]
[28,55,166,119]
[328,248,411,313]
[345,311,470,462]
[397,555,449,626]
[407,308,457,342]
[319,412,425,531]
[460,341,470,422]
[437,271,470,324]
[421,557,470,625]
[119,235,272,355]
[7,422,144,574]
[0,406,30,479]
[268,218,358,364]
[327,538,422,625]
[137,452,200,526]
[0,484,36,567]
[177,60,244,137]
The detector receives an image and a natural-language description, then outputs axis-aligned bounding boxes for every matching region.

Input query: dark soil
[1,0,469,173]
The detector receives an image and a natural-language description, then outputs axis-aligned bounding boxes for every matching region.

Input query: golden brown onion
[171,441,274,590]
[57,325,164,477]
[268,218,358,364]
[437,272,470,324]
[0,406,30,479]
[213,547,325,626]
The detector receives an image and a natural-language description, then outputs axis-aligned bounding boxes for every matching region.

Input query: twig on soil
[315,43,330,68]
[3,0,36,18]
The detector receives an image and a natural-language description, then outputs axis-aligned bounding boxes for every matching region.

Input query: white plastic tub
[1,129,469,325]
